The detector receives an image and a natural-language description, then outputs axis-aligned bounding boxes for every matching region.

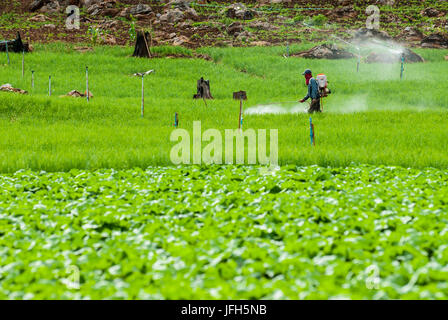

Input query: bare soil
[0,0,446,49]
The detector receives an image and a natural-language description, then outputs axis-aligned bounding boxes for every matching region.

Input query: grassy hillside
[0,43,447,172]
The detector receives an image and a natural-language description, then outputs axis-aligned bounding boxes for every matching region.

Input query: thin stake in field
[240,100,243,129]
[400,53,405,80]
[134,70,154,118]
[5,40,10,65]
[48,75,51,96]
[31,70,34,89]
[86,66,89,102]
[21,50,24,78]
[356,47,361,73]
[233,91,247,130]
[174,112,179,128]
[309,117,315,146]
[141,75,144,117]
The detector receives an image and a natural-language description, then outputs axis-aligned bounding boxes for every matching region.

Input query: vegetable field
[1,165,448,299]
[1,43,448,300]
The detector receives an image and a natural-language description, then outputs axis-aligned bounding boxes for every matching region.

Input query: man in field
[299,69,321,113]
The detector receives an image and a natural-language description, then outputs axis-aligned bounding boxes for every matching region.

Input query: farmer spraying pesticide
[299,69,330,113]
[299,69,321,113]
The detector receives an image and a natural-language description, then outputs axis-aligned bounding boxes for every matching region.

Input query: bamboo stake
[22,50,24,78]
[142,29,151,58]
[141,74,144,117]
[238,98,243,130]
[5,41,9,65]
[356,47,360,73]
[400,54,405,80]
[86,66,89,102]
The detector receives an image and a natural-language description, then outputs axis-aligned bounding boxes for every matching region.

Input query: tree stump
[0,32,31,53]
[132,31,152,58]
[193,77,214,99]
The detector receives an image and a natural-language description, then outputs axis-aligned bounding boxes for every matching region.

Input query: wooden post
[49,75,51,96]
[356,48,360,73]
[233,91,247,130]
[5,41,9,65]
[141,74,144,117]
[86,66,89,102]
[400,53,404,80]
[31,70,34,89]
[239,98,243,130]
[22,50,24,78]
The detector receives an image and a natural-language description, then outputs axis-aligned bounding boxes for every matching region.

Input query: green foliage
[306,14,328,27]
[0,165,447,299]
[151,45,193,57]
[87,26,102,46]
[128,20,137,43]
[293,14,305,23]
[219,17,234,26]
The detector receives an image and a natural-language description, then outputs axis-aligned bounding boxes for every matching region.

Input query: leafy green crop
[0,165,447,299]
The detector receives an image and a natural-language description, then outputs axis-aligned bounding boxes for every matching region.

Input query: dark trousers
[308,98,321,113]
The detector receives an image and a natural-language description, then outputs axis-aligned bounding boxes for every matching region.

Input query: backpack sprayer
[315,73,331,112]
